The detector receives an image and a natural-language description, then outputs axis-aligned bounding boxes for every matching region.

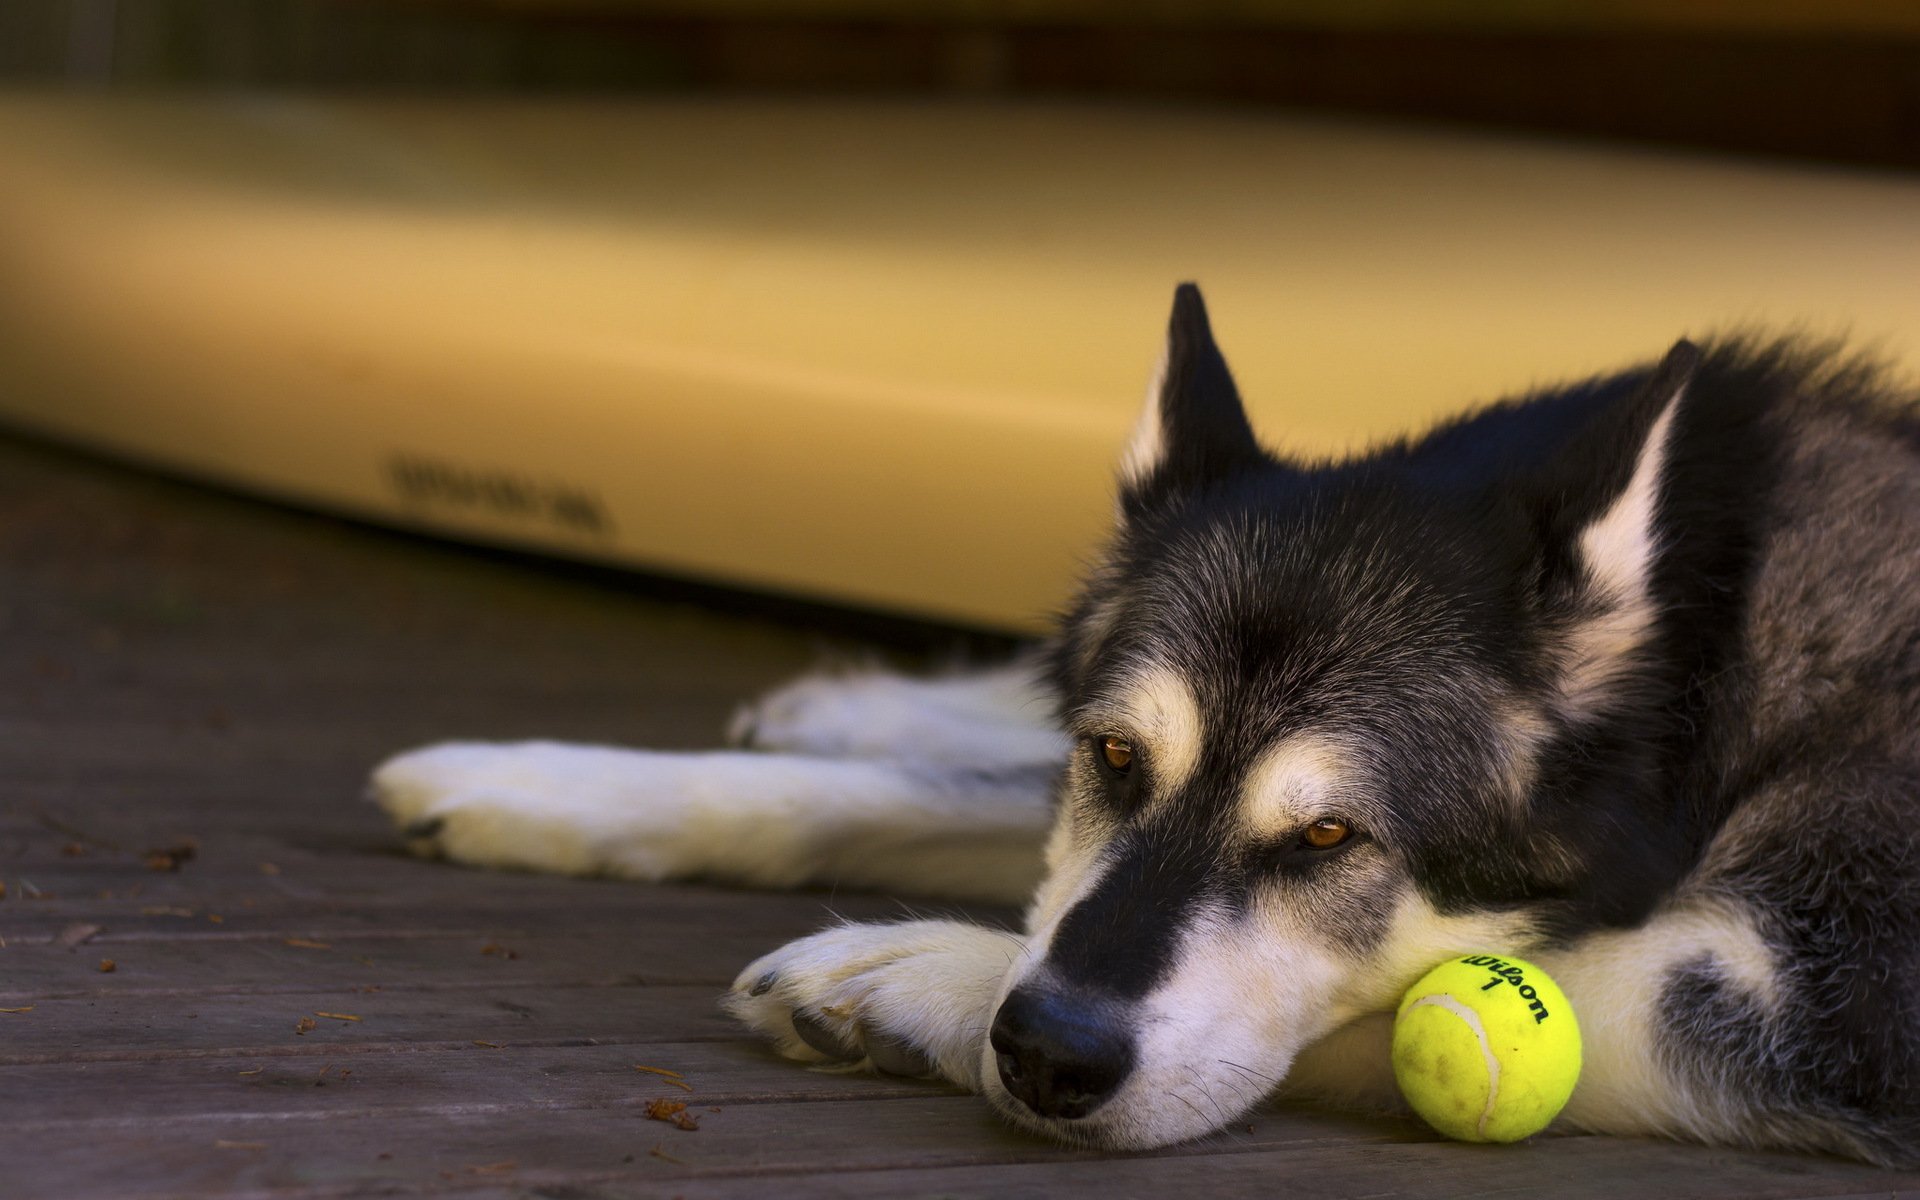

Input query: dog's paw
[728,668,1062,764]
[726,670,917,758]
[725,920,1026,1091]
[369,741,696,878]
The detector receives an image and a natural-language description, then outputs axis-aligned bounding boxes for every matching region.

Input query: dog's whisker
[1216,1057,1282,1088]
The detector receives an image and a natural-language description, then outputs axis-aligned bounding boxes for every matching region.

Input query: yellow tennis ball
[1392,953,1582,1143]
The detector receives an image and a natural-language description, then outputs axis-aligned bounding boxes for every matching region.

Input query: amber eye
[1301,818,1353,850]
[1098,735,1134,774]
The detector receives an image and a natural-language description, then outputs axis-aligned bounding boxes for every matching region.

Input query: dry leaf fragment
[479,942,519,960]
[634,1064,692,1090]
[647,1145,686,1165]
[633,1064,684,1079]
[472,1040,504,1049]
[294,1017,317,1034]
[60,842,88,857]
[98,959,116,973]
[282,938,331,950]
[144,841,198,872]
[643,1098,700,1130]
[0,1007,33,1014]
[238,1068,265,1077]
[314,1011,361,1022]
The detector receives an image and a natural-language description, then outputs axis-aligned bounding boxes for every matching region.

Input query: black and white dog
[375,285,1919,1165]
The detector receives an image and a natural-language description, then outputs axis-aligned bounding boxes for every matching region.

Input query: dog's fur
[374,285,1920,1164]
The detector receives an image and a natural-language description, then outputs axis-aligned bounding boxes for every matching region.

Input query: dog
[373,284,1919,1165]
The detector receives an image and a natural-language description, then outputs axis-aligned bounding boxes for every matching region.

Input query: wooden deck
[2,429,1917,1200]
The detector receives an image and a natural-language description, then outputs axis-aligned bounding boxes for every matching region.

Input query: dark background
[4,0,1919,171]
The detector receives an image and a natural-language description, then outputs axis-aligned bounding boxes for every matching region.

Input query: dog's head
[982,285,1700,1146]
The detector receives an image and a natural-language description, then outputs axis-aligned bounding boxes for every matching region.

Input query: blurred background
[2,1,1918,634]
[6,1,1919,164]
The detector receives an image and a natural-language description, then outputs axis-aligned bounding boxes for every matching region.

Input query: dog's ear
[1531,339,1699,715]
[1543,339,1698,588]
[1119,284,1265,514]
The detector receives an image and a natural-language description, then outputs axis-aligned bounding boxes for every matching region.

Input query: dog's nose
[989,985,1134,1120]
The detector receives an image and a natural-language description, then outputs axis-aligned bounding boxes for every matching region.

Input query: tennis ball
[1391,953,1581,1143]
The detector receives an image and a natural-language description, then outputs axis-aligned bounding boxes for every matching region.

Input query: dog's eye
[1299,818,1353,850]
[1098,735,1134,775]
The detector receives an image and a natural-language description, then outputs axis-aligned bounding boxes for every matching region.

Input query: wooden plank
[0,983,737,1064]
[0,927,817,996]
[676,1135,1920,1200]
[0,894,932,944]
[0,1094,1429,1200]
[0,843,997,934]
[0,1040,953,1126]
[11,1091,1913,1200]
[0,931,737,995]
[0,861,958,931]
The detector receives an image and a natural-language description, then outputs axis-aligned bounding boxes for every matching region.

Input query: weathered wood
[0,844,975,919]
[0,1040,954,1125]
[13,1095,1916,1200]
[0,891,934,945]
[0,927,821,995]
[675,1135,1920,1200]
[0,1095,1435,1200]
[0,984,737,1063]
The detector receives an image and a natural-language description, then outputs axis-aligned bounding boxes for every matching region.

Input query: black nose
[989,985,1134,1120]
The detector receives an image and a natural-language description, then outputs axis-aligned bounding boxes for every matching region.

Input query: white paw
[370,741,698,878]
[727,668,1064,765]
[725,920,1027,1091]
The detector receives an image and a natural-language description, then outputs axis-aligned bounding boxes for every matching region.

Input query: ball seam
[1406,994,1502,1139]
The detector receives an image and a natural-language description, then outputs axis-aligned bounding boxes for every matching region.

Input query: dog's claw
[403,816,445,839]
[866,1032,935,1078]
[791,1010,862,1061]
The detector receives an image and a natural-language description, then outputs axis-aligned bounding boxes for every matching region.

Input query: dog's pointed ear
[1532,338,1699,715]
[1552,338,1698,593]
[1119,284,1265,512]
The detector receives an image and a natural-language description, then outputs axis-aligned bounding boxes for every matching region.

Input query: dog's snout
[989,986,1134,1121]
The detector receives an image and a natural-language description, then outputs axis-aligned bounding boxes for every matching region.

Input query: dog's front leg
[725,918,1026,1090]
[372,743,1053,904]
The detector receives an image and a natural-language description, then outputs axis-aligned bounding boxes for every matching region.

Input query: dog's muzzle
[989,984,1135,1120]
